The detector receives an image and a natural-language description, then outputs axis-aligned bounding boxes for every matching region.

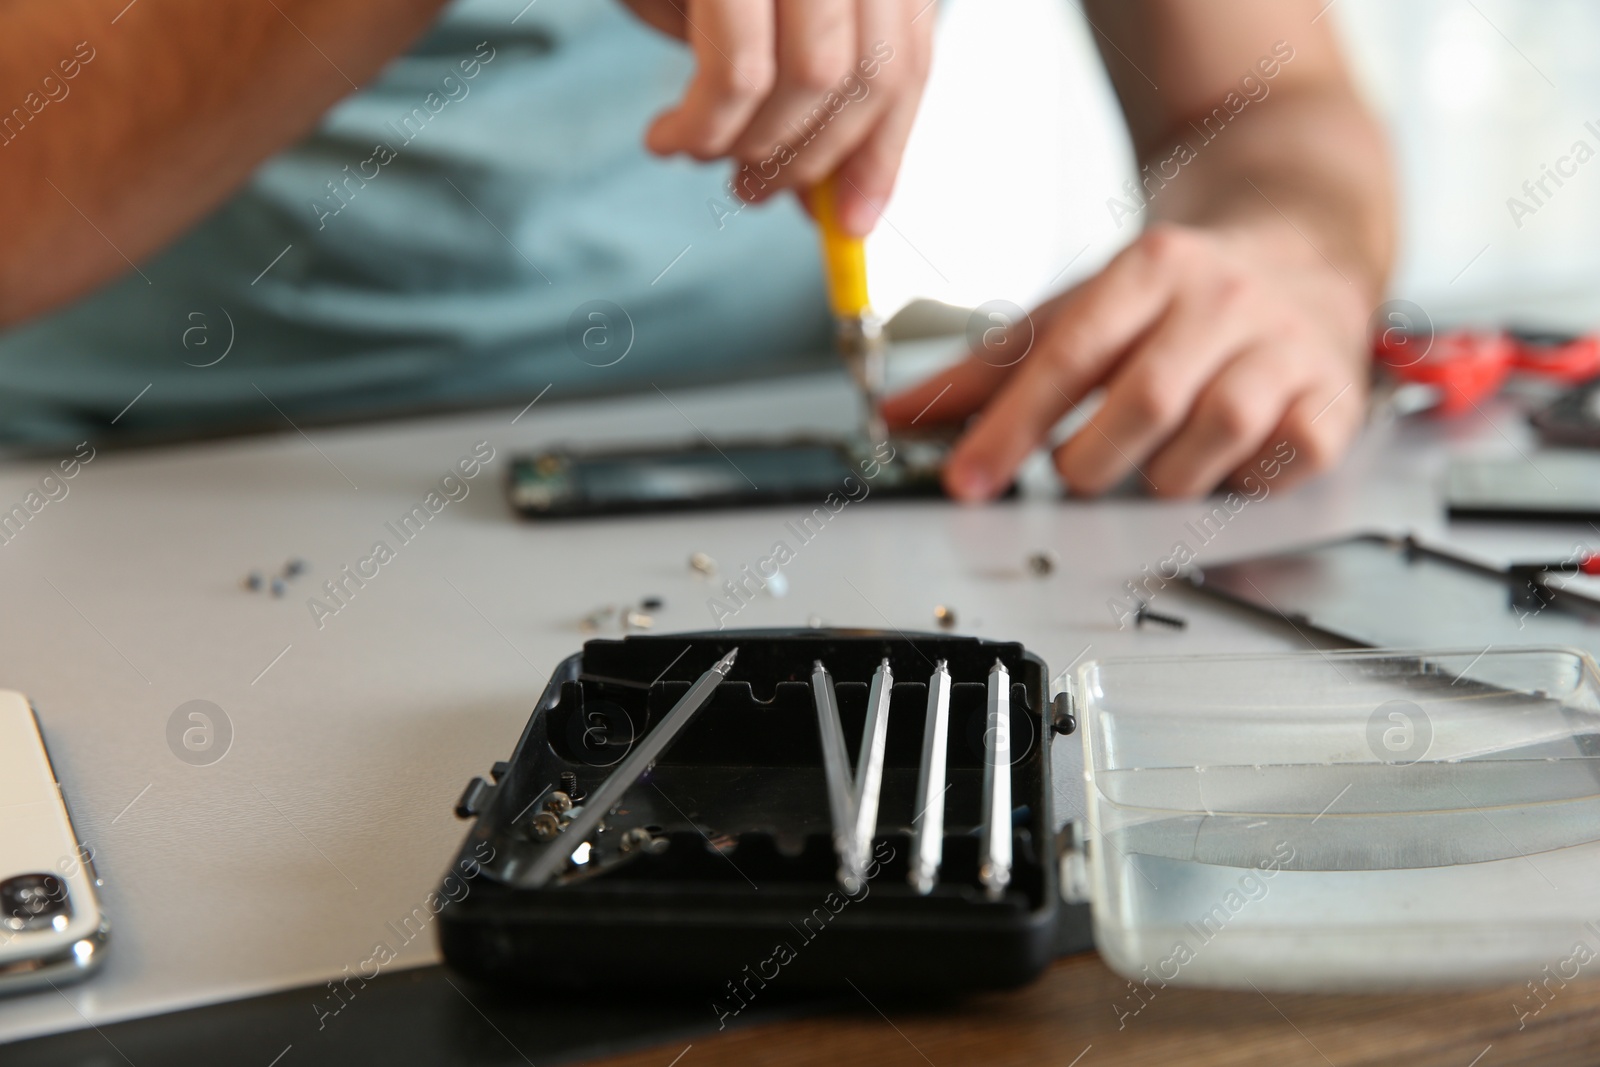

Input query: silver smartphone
[0,693,108,994]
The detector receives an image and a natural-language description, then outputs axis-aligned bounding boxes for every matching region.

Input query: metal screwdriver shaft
[811,659,863,892]
[851,658,893,877]
[980,658,1013,901]
[522,647,738,887]
[910,659,951,894]
[813,175,887,443]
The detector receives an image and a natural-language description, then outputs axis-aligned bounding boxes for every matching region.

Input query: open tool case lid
[1063,645,1600,993]
[439,630,1089,994]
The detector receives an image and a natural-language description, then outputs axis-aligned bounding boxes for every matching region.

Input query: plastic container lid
[1067,646,1600,993]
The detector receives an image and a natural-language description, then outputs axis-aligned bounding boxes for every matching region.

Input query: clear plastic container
[1069,646,1600,992]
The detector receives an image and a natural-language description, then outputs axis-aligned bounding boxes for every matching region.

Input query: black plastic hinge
[489,761,510,783]
[1050,691,1077,735]
[455,776,493,820]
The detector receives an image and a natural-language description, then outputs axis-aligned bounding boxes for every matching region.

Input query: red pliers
[1374,328,1600,415]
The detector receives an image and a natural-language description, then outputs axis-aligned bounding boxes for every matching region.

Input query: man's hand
[882,221,1371,499]
[621,0,934,236]
[885,0,1393,499]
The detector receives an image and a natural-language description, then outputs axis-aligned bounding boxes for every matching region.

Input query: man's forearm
[1140,87,1396,305]
[1085,0,1395,305]
[0,0,450,325]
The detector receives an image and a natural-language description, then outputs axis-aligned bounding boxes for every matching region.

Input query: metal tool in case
[441,629,1085,993]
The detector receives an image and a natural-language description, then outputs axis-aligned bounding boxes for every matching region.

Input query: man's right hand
[621,0,935,237]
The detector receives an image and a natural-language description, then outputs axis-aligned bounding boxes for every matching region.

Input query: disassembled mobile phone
[506,437,949,518]
[1187,531,1600,655]
[0,693,108,994]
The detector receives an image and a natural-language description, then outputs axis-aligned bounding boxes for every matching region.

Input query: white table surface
[0,339,1586,1045]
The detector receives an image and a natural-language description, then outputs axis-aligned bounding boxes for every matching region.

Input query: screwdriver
[810,659,864,893]
[520,647,738,888]
[909,659,951,895]
[812,174,887,443]
[980,658,1012,901]
[850,658,893,879]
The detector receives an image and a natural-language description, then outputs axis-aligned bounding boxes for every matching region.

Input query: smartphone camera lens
[1,873,72,932]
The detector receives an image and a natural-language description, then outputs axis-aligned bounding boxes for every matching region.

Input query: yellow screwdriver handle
[813,175,871,320]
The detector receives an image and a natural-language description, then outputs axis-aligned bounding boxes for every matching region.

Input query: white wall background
[1338,0,1600,325]
[874,0,1600,329]
[867,0,1134,317]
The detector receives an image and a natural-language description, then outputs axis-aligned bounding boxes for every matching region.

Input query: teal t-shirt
[0,0,830,445]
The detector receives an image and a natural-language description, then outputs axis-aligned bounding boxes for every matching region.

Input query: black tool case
[438,629,1088,993]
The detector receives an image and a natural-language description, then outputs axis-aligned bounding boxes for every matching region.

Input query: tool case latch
[454,776,494,820]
